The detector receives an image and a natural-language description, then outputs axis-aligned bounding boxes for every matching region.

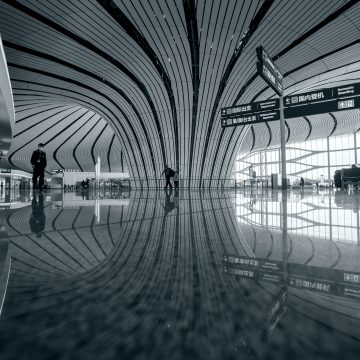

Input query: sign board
[221,99,279,117]
[223,266,256,279]
[223,254,360,299]
[224,254,360,284]
[343,272,360,284]
[223,254,283,271]
[264,287,287,339]
[284,82,360,106]
[288,276,333,294]
[256,46,283,96]
[284,96,360,118]
[284,89,332,106]
[221,110,280,128]
[338,285,360,299]
[221,95,360,125]
[223,264,360,299]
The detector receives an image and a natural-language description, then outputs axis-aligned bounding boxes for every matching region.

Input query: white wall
[0,35,15,155]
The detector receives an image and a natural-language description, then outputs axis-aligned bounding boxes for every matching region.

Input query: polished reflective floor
[0,188,359,359]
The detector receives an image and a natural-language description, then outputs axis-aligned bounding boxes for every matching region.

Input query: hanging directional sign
[221,95,360,127]
[256,46,283,96]
[283,82,360,107]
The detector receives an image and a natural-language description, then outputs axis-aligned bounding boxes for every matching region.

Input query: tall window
[234,132,358,182]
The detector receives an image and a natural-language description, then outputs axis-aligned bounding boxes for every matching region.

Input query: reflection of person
[161,165,175,190]
[173,172,179,189]
[29,192,46,238]
[81,188,90,200]
[162,189,176,215]
[30,143,47,191]
[173,188,179,207]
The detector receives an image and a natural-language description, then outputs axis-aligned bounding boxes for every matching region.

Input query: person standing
[31,143,47,191]
[161,165,175,190]
[300,177,305,187]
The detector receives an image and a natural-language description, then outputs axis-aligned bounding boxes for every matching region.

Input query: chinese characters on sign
[221,104,253,116]
[284,91,327,106]
[289,277,331,292]
[338,99,355,109]
[344,273,360,283]
[223,267,255,278]
[284,96,360,118]
[223,255,282,272]
[283,82,360,107]
[256,46,283,96]
[221,115,257,127]
[221,99,279,117]
[224,255,259,267]
[221,113,280,128]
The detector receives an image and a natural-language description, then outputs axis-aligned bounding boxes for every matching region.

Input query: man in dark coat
[30,143,47,191]
[161,165,175,190]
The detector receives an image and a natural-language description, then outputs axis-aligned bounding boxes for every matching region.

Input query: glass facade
[234,132,360,184]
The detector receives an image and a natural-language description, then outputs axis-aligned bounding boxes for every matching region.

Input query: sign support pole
[279,95,287,190]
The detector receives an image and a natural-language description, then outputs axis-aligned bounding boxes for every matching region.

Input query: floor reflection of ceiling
[0,190,359,359]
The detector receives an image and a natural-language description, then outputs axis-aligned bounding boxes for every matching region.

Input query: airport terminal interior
[0,0,359,359]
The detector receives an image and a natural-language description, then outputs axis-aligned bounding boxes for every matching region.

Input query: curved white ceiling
[0,0,359,186]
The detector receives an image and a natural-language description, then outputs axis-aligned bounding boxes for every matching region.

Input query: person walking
[30,143,47,191]
[161,165,175,190]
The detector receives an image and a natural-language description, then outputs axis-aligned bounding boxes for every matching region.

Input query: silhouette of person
[31,143,47,191]
[161,165,175,190]
[300,177,305,187]
[29,192,46,238]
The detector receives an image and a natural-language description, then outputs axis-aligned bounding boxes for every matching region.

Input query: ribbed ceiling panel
[239,126,253,154]
[0,0,358,184]
[109,135,128,173]
[252,123,270,151]
[267,121,281,148]
[306,114,335,140]
[331,110,360,137]
[286,117,311,144]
